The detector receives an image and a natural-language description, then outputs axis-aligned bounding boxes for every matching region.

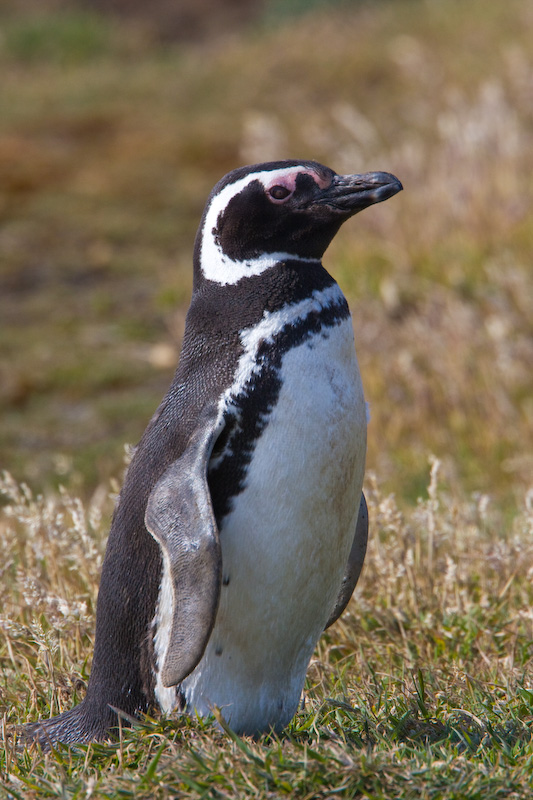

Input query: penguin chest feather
[159,295,367,736]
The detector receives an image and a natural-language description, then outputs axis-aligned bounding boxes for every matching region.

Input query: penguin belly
[179,316,367,736]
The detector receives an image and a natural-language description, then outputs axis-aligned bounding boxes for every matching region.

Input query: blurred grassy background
[1,0,532,510]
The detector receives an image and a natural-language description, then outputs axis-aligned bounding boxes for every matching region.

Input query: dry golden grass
[1,464,533,796]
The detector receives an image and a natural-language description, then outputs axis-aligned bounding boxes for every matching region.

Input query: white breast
[178,314,367,735]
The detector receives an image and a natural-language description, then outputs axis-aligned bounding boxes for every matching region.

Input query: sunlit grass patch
[1,463,533,796]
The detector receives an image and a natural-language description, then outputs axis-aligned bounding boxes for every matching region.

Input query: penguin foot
[21,700,118,750]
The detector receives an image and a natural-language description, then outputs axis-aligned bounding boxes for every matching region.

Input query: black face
[208,160,402,263]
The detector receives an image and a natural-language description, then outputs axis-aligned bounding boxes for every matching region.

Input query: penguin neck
[175,258,342,402]
[187,256,340,335]
[192,217,321,289]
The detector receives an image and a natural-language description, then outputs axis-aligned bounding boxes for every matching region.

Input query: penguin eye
[268,185,292,202]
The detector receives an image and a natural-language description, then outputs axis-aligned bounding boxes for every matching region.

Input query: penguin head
[195,160,402,286]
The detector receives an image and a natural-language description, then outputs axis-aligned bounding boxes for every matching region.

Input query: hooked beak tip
[318,170,403,214]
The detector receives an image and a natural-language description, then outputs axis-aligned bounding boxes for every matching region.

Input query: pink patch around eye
[265,174,298,194]
[265,168,332,195]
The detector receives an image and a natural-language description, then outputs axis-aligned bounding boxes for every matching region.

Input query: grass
[1,463,533,797]
[1,0,533,795]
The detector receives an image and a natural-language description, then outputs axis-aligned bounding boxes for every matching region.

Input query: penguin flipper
[145,405,223,688]
[325,492,368,629]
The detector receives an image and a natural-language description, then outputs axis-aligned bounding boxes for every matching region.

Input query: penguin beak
[315,171,403,216]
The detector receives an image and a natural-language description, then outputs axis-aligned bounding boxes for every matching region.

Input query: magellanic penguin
[24,160,402,746]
